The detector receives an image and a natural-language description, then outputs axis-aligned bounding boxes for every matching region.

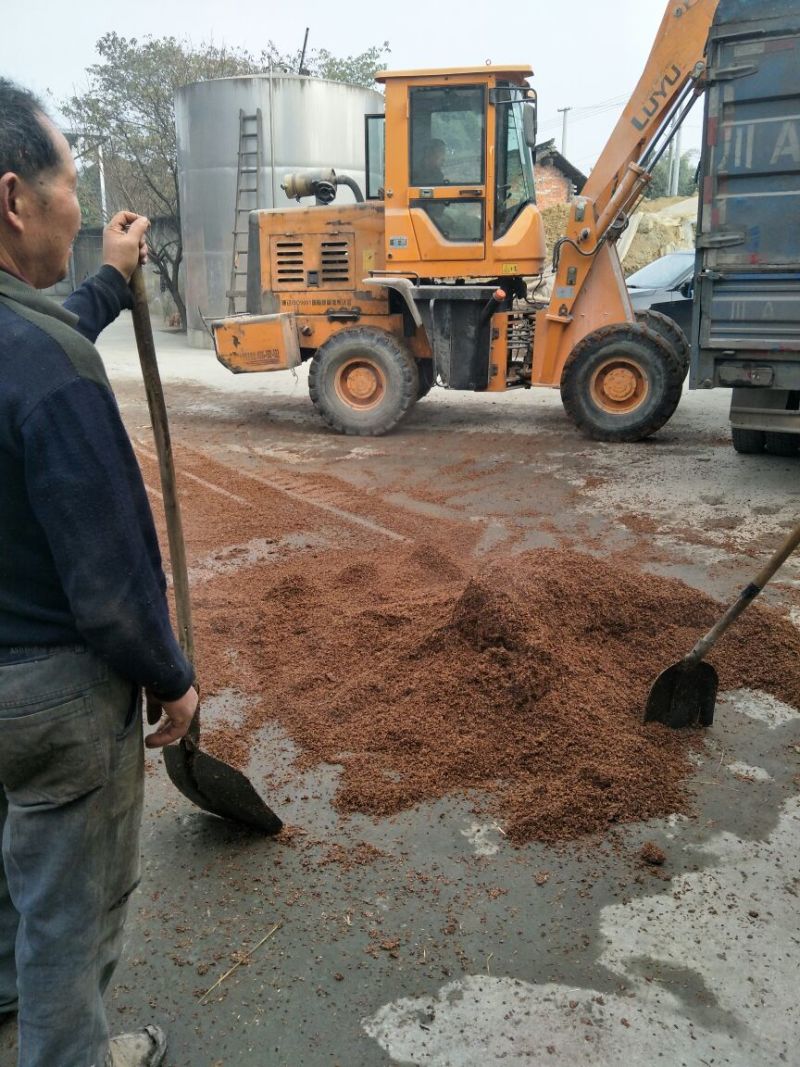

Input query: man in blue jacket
[0,80,199,1067]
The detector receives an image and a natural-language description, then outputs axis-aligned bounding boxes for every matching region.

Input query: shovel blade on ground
[164,743,283,834]
[643,661,719,729]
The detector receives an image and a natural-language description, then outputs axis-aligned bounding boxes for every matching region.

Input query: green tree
[264,40,390,89]
[644,149,699,200]
[63,34,390,328]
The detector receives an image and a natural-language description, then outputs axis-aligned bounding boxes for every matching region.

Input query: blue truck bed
[691,0,800,445]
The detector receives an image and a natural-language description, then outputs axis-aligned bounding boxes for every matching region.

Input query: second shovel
[643,516,800,730]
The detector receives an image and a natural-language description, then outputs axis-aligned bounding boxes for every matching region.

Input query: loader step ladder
[227,109,263,314]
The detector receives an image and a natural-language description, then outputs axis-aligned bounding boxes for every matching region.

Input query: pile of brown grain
[194,546,800,843]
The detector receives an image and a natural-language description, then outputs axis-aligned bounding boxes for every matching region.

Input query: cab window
[365,114,385,200]
[495,97,535,238]
[410,198,484,242]
[410,86,486,187]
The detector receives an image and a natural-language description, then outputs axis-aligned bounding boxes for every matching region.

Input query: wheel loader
[211,0,718,440]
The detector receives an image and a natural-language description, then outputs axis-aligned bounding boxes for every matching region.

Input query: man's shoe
[107,1025,167,1067]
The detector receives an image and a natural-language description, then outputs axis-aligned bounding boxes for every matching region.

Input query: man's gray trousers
[0,646,143,1067]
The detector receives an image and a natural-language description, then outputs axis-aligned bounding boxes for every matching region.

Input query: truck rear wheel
[731,428,766,454]
[560,323,683,442]
[308,327,419,436]
[764,431,800,457]
[635,309,690,381]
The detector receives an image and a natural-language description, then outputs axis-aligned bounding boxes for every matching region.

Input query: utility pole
[97,143,108,224]
[557,107,572,158]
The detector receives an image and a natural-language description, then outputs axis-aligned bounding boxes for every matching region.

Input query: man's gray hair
[0,79,59,181]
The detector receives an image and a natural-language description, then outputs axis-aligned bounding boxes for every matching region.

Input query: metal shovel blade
[164,740,283,834]
[643,661,719,729]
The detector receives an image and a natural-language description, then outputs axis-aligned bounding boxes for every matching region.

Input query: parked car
[626,251,695,337]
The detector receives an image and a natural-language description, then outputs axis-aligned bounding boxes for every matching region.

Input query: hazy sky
[2,0,704,173]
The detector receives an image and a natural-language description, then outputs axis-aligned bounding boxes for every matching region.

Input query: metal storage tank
[175,74,384,347]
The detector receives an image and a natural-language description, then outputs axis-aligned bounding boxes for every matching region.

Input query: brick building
[534,139,587,208]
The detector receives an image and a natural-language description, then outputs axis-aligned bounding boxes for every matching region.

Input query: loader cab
[371,66,546,279]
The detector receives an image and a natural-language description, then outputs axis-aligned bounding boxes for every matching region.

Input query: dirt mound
[621,211,696,274]
[196,546,800,843]
[541,204,571,255]
[539,197,697,277]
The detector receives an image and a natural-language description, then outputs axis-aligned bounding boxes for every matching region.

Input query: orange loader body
[213,0,718,439]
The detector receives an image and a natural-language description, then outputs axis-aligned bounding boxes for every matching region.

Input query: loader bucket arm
[585,0,718,213]
[532,0,719,388]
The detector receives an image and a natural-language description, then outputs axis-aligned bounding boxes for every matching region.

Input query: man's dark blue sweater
[0,265,193,701]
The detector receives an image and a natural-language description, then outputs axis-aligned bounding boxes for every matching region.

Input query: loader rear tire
[560,323,683,443]
[635,309,690,381]
[309,327,419,436]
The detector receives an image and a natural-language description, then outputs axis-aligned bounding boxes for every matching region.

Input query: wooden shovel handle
[687,517,800,666]
[129,268,195,664]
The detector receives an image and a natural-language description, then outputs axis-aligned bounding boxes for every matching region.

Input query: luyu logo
[631,65,683,132]
[631,0,701,132]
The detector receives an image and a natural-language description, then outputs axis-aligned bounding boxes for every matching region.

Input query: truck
[209,1,718,442]
[691,0,800,456]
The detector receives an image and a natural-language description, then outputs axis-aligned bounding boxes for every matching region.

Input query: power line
[573,92,630,114]
[539,96,630,133]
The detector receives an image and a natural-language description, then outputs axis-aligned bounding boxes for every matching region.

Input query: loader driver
[419,137,447,185]
[0,79,198,1067]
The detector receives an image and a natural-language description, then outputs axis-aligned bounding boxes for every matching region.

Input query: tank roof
[376,65,533,83]
[177,72,382,94]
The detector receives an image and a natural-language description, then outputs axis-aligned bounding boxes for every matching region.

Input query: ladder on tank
[227,109,263,314]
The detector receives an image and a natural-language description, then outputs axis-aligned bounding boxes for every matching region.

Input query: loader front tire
[635,309,690,381]
[309,327,419,436]
[560,323,683,442]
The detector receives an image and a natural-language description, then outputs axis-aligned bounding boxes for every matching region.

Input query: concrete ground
[3,314,799,1067]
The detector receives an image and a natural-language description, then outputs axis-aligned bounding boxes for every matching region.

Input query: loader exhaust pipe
[282,168,365,205]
